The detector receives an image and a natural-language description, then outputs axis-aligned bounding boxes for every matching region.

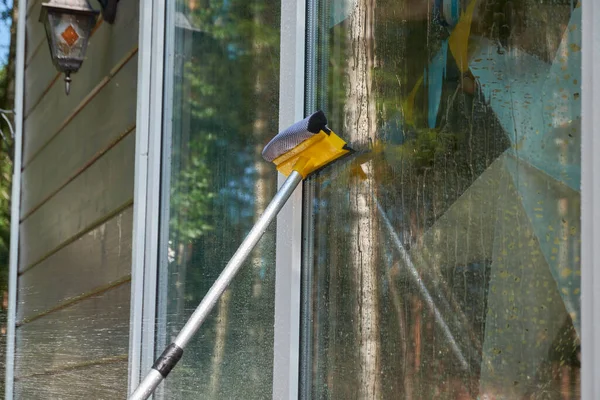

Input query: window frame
[128,0,306,398]
[272,0,307,398]
[581,0,600,397]
[128,0,166,393]
[124,1,600,400]
[4,0,27,396]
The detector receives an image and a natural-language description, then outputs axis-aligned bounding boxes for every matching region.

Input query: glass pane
[158,1,281,398]
[304,1,581,399]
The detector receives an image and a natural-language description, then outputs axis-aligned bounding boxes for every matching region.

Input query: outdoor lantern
[39,0,99,95]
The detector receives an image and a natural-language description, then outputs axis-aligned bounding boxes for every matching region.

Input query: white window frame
[4,0,27,397]
[128,0,166,393]
[581,0,599,397]
[272,0,306,398]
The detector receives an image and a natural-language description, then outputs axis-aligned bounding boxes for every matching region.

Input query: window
[301,1,582,398]
[152,0,583,399]
[157,1,281,398]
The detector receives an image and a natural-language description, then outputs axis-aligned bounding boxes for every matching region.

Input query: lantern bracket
[97,0,119,24]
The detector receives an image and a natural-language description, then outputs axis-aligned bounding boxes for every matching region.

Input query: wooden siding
[21,56,138,218]
[15,360,128,400]
[14,0,139,397]
[17,207,133,323]
[14,283,130,378]
[23,0,139,161]
[19,131,135,271]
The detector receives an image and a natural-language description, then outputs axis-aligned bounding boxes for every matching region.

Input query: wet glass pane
[158,1,281,398]
[304,0,581,399]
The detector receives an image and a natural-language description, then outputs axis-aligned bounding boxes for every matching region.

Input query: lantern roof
[39,0,98,15]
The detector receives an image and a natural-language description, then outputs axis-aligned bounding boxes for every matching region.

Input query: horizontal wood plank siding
[23,41,54,117]
[23,0,139,144]
[15,0,139,397]
[24,0,44,66]
[15,359,128,400]
[19,131,135,272]
[25,0,41,20]
[21,55,138,218]
[15,282,130,378]
[17,207,133,322]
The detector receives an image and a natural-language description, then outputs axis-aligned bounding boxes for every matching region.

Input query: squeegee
[129,110,352,400]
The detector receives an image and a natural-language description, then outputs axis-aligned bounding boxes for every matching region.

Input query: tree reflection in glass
[159,1,281,399]
[304,0,581,399]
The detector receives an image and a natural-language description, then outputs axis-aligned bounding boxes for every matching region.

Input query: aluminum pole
[129,170,304,400]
